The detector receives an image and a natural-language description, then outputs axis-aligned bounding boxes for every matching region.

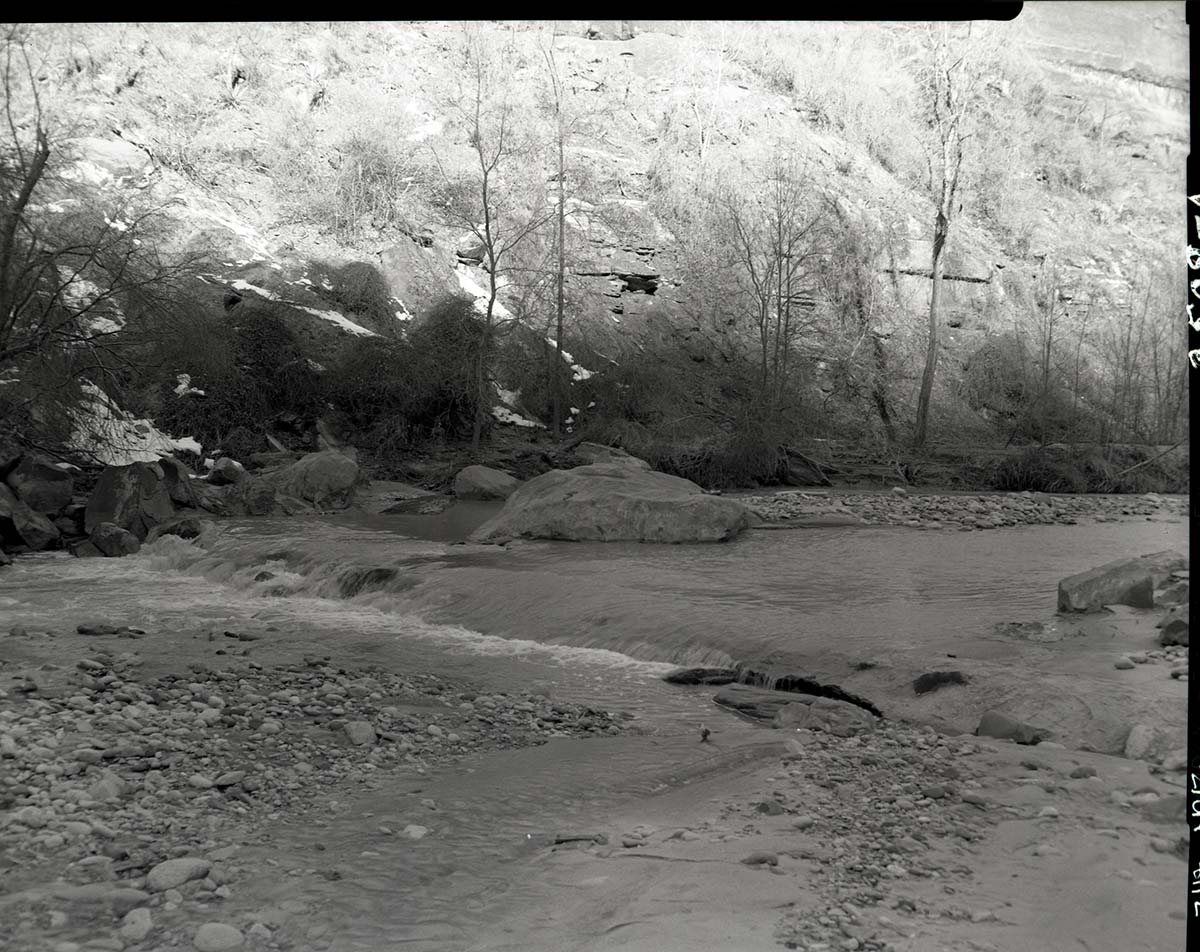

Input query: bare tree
[911,24,982,449]
[433,26,553,450]
[714,153,829,412]
[1,28,194,447]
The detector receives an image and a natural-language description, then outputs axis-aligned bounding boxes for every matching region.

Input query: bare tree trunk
[871,334,898,445]
[913,207,947,448]
[553,132,565,437]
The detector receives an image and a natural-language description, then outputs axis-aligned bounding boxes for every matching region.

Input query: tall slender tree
[433,26,552,450]
[912,24,981,449]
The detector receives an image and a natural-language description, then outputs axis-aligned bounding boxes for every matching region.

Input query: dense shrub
[493,328,573,425]
[985,444,1188,494]
[326,296,486,456]
[154,302,325,458]
[314,260,397,333]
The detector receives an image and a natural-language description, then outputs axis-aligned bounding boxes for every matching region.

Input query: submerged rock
[662,667,740,686]
[145,513,210,543]
[912,670,969,694]
[470,462,751,543]
[453,464,520,500]
[383,495,455,515]
[90,522,141,557]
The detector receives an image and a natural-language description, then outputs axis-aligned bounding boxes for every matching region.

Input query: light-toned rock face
[452,465,520,500]
[469,462,750,544]
[266,451,361,511]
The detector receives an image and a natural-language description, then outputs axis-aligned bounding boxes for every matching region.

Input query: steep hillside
[3,10,1188,476]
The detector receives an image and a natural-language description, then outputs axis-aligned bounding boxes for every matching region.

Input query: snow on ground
[294,306,377,337]
[491,406,543,429]
[545,338,595,381]
[231,280,280,300]
[72,382,202,465]
[173,374,206,397]
[56,269,126,336]
[61,160,113,187]
[186,201,278,262]
[455,266,513,320]
[493,384,522,408]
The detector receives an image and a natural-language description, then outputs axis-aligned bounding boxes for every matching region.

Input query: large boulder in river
[5,457,74,515]
[469,463,750,543]
[1057,558,1155,612]
[266,451,360,510]
[85,462,176,541]
[0,484,61,551]
[453,465,520,500]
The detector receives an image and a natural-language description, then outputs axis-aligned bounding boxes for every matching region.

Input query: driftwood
[782,446,836,486]
[1107,438,1188,481]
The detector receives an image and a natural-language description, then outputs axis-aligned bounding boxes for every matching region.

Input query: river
[0,506,1187,950]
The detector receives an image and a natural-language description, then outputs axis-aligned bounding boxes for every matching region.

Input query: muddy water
[0,509,1187,950]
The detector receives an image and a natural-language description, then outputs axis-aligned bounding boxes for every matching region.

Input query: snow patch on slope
[72,382,202,465]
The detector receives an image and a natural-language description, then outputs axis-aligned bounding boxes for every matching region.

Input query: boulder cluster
[0,447,363,562]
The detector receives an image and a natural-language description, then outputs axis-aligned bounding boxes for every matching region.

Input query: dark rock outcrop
[5,457,74,515]
[158,456,202,509]
[84,462,175,541]
[0,484,61,551]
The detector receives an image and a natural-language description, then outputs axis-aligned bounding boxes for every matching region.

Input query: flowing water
[0,506,1187,949]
